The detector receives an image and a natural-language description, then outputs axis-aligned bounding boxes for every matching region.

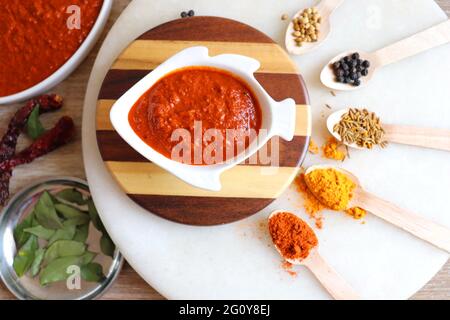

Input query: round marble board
[95,16,311,226]
[83,0,450,299]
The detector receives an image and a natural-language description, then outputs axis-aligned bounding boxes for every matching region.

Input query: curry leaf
[73,224,89,243]
[55,203,89,220]
[34,191,63,229]
[43,240,86,265]
[30,248,45,277]
[80,251,97,265]
[39,256,81,286]
[24,225,55,240]
[87,199,104,232]
[47,223,76,246]
[13,235,38,277]
[81,263,105,282]
[14,212,35,247]
[55,188,85,205]
[26,105,45,139]
[64,215,90,227]
[100,233,115,257]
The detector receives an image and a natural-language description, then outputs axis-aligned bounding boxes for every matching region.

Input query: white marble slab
[82,0,450,299]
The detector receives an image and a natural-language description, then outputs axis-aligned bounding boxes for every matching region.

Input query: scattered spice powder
[304,168,356,211]
[294,173,325,229]
[281,261,297,277]
[281,14,289,21]
[322,137,346,161]
[308,139,319,155]
[346,207,367,220]
[269,212,318,261]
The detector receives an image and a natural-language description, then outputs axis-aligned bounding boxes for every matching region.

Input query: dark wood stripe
[97,130,307,167]
[128,194,273,226]
[138,16,274,43]
[98,69,308,104]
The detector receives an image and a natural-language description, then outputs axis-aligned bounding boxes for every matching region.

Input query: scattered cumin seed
[325,104,332,109]
[281,14,289,20]
[330,91,336,97]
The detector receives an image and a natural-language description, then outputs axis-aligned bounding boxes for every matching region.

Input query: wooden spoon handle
[303,250,360,300]
[319,0,345,15]
[374,20,450,66]
[383,124,450,152]
[356,191,450,252]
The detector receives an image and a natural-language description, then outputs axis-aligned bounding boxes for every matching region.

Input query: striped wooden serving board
[96,17,311,226]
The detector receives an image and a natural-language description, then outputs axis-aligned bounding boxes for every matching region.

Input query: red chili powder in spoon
[268,212,318,261]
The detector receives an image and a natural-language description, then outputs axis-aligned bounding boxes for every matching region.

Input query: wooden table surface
[0,0,448,300]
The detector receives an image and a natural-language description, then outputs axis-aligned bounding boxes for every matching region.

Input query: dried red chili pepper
[0,94,63,205]
[0,94,63,162]
[0,116,75,173]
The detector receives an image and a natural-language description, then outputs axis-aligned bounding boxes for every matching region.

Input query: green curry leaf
[100,233,115,257]
[81,263,105,282]
[13,235,38,277]
[34,191,63,229]
[30,248,45,277]
[24,225,55,240]
[55,188,86,205]
[26,105,45,139]
[43,240,86,265]
[47,223,76,246]
[73,224,89,243]
[14,212,35,247]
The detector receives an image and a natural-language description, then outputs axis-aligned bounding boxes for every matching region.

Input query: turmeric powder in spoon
[304,168,356,211]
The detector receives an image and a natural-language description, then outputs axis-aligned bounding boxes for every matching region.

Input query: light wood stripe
[95,99,311,136]
[105,161,299,198]
[111,40,299,74]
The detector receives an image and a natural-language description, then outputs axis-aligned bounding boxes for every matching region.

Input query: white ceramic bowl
[0,0,113,105]
[110,46,296,191]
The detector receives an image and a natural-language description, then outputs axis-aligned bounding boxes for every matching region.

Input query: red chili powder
[268,212,318,261]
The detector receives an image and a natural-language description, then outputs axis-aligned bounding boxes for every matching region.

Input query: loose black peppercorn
[181,11,188,18]
[330,52,370,87]
[188,10,195,17]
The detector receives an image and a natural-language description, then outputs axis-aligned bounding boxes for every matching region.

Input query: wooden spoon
[268,210,360,300]
[327,108,450,151]
[285,0,344,55]
[320,20,450,91]
[305,165,450,252]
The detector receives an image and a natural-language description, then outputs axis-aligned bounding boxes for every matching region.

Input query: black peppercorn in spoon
[320,20,450,91]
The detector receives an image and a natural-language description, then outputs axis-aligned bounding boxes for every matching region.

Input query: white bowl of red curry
[0,0,113,105]
[110,46,296,191]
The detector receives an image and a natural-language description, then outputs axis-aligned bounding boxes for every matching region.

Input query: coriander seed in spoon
[285,0,344,55]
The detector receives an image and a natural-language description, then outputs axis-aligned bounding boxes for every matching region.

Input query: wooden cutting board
[95,16,311,226]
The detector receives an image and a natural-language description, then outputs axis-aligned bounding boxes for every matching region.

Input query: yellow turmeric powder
[322,137,346,161]
[308,139,319,155]
[294,173,325,228]
[345,207,367,220]
[304,168,356,211]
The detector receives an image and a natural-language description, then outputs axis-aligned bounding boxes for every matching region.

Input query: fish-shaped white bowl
[110,46,296,191]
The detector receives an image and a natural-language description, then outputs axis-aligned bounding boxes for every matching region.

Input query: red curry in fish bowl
[110,46,296,191]
[128,66,263,165]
